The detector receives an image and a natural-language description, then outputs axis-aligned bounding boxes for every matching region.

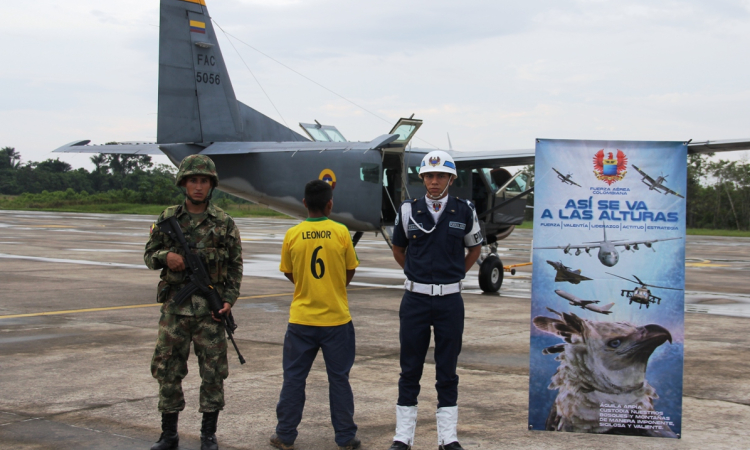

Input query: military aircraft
[534,227,681,267]
[554,289,615,315]
[546,260,592,284]
[552,168,582,187]
[52,0,750,292]
[632,164,685,199]
[606,272,683,309]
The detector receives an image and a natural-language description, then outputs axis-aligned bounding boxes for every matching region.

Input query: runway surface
[0,210,748,449]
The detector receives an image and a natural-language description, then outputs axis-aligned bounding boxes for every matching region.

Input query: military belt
[404,280,462,296]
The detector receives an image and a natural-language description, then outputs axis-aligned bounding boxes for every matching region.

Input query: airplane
[552,168,582,187]
[606,272,683,309]
[534,226,681,267]
[554,289,615,315]
[51,0,750,293]
[632,164,685,199]
[546,260,593,284]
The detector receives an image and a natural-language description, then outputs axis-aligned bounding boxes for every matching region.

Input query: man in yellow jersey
[270,179,361,450]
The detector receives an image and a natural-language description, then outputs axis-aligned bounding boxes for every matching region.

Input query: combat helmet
[175,154,219,187]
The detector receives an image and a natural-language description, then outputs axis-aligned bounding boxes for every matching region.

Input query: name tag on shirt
[449,221,466,230]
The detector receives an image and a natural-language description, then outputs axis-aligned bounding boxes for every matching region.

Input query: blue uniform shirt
[392,196,483,285]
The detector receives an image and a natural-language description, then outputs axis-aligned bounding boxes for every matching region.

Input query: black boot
[200,411,220,450]
[151,412,179,450]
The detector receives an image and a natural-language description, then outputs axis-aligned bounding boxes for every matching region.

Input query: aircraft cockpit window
[305,127,330,142]
[324,129,346,142]
[504,173,529,193]
[481,168,499,192]
[392,124,417,142]
[454,169,469,188]
[360,163,380,184]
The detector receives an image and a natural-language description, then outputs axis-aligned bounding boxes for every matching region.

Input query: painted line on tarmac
[0,253,146,269]
[0,288,383,320]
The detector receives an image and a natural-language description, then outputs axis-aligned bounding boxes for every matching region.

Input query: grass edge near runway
[0,203,290,218]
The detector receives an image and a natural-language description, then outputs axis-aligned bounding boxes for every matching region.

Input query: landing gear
[478,254,504,293]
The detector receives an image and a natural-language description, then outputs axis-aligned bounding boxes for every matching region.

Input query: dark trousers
[275,321,357,446]
[397,291,464,408]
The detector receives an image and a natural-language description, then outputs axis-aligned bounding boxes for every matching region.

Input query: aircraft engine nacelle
[633,243,639,250]
[564,244,571,254]
[624,244,631,251]
[575,249,582,256]
[644,242,652,248]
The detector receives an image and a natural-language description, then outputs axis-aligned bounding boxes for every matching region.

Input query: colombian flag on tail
[190,20,206,34]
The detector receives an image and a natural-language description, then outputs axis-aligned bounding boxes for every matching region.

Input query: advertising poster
[528,139,687,439]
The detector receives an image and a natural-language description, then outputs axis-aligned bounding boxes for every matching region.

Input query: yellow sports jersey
[279,217,360,326]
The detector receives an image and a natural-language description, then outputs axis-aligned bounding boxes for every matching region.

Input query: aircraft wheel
[479,255,504,293]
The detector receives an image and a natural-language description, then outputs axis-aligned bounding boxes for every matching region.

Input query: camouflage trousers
[151,313,228,413]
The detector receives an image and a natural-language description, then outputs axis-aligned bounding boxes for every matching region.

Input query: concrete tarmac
[0,210,748,449]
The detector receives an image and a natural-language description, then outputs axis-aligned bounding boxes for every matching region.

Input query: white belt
[404,280,462,296]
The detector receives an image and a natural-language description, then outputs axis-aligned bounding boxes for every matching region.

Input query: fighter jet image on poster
[532,309,676,437]
[546,260,593,284]
[632,165,685,198]
[606,273,684,309]
[553,291,614,315]
[534,227,682,267]
[552,168,582,187]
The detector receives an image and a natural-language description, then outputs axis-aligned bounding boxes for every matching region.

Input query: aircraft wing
[688,139,750,154]
[568,179,582,187]
[613,236,682,248]
[53,141,164,155]
[447,148,535,169]
[632,164,655,183]
[535,243,602,251]
[660,185,685,199]
[53,134,400,156]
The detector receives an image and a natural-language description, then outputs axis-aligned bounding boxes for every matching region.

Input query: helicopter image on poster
[606,272,684,309]
[552,168,582,187]
[632,164,685,198]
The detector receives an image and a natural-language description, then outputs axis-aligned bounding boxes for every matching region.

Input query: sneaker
[338,437,361,450]
[388,441,411,450]
[269,433,295,450]
[439,442,464,450]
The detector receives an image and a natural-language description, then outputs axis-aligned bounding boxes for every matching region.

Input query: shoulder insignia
[150,223,157,235]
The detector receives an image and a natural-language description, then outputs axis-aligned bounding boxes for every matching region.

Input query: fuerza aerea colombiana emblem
[318,169,337,190]
[593,149,628,185]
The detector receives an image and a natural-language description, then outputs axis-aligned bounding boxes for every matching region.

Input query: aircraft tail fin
[600,302,615,311]
[157,0,307,144]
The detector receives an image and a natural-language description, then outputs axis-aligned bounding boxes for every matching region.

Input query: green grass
[0,202,289,218]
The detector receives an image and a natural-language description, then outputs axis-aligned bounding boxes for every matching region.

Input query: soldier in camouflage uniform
[144,154,243,450]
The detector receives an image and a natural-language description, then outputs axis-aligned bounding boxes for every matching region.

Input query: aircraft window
[323,129,346,142]
[407,166,422,185]
[504,173,529,193]
[360,163,380,184]
[304,127,330,142]
[392,124,417,142]
[454,169,469,188]
[481,168,499,192]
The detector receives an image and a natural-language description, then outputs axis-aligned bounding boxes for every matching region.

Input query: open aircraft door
[380,118,423,245]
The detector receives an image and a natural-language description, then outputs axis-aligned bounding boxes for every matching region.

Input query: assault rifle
[157,216,246,364]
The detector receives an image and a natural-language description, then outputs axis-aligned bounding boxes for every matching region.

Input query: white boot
[393,405,418,447]
[436,406,459,447]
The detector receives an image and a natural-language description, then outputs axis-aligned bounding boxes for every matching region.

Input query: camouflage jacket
[144,202,243,317]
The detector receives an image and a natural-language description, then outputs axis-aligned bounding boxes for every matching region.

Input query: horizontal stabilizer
[53,141,164,155]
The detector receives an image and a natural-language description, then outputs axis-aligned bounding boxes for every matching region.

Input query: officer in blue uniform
[387,151,483,450]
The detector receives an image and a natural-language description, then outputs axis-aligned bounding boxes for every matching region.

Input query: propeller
[605,272,683,291]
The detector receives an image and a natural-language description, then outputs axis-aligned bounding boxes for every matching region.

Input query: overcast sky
[3,0,749,170]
